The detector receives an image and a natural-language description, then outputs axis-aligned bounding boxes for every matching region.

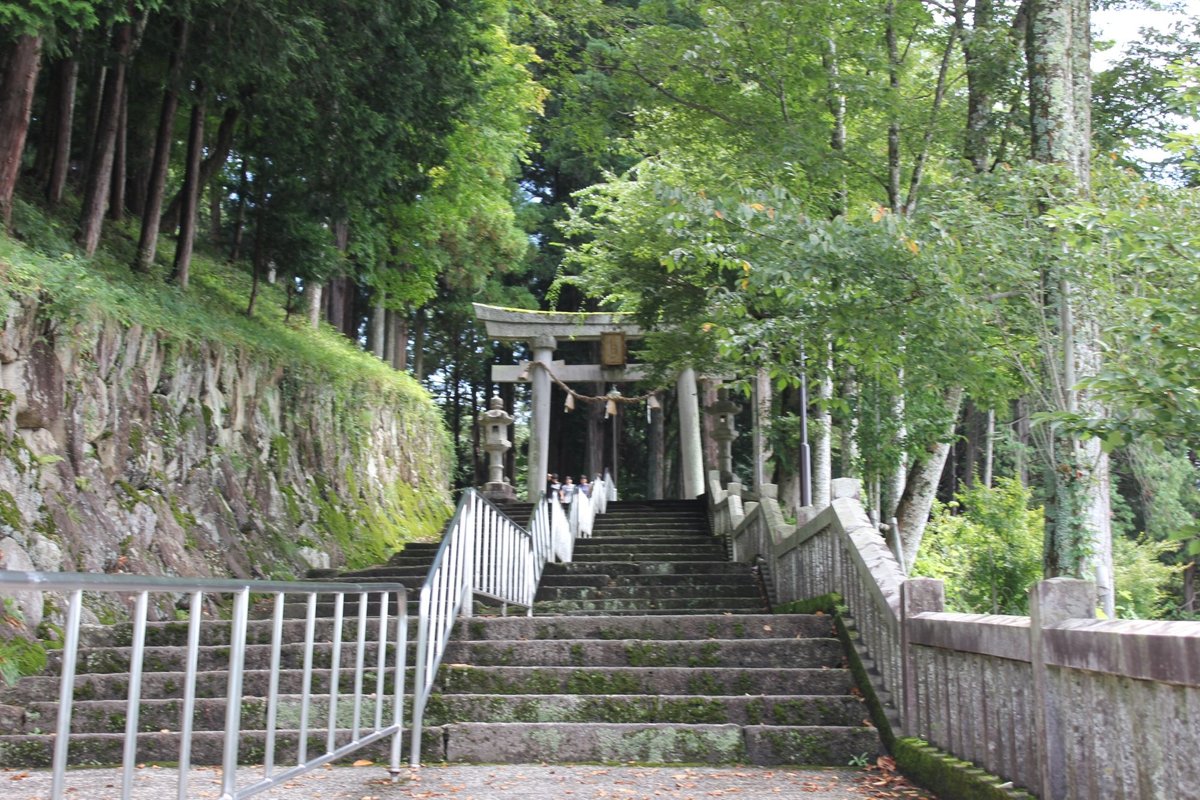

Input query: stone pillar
[527,334,556,499]
[677,367,704,499]
[479,394,515,503]
[900,578,945,735]
[707,390,741,484]
[1030,578,1094,800]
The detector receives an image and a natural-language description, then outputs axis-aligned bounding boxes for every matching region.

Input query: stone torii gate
[473,303,705,500]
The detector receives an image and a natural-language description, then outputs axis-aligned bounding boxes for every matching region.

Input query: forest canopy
[1,0,1198,618]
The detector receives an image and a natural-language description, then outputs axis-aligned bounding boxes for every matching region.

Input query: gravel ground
[4,762,937,799]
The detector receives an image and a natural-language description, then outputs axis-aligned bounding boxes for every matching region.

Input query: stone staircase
[0,498,882,768]
[417,498,882,764]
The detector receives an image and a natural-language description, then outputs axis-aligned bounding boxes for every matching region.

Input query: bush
[1112,534,1181,620]
[912,477,1043,614]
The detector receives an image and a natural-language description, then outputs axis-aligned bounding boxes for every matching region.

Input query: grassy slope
[1,196,429,405]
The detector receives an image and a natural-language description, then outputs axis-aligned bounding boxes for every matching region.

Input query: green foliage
[913,478,1044,615]
[0,634,46,687]
[0,0,99,38]
[1111,533,1181,620]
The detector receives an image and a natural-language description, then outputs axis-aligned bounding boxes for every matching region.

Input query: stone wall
[0,297,451,630]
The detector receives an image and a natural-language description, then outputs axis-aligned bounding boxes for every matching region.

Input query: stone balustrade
[709,470,1200,800]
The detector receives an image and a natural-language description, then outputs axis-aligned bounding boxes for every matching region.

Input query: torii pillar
[528,333,556,500]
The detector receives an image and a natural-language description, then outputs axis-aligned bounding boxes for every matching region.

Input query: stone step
[0,727,445,769]
[543,561,748,576]
[257,601,420,620]
[434,665,853,697]
[575,534,718,545]
[533,597,765,614]
[454,613,834,641]
[44,641,404,676]
[16,692,864,735]
[419,693,866,727]
[538,572,753,589]
[569,551,727,563]
[76,617,418,650]
[532,607,768,617]
[1,667,406,704]
[534,584,759,602]
[430,722,880,766]
[438,638,843,669]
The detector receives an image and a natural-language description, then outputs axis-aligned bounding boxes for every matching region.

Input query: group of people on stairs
[546,473,593,505]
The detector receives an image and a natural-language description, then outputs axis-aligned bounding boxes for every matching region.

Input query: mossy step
[433,722,879,766]
[1,667,408,704]
[454,613,834,642]
[538,571,753,588]
[533,597,764,614]
[44,641,407,676]
[76,617,419,650]
[574,534,717,545]
[18,694,408,735]
[438,637,843,669]
[420,693,866,727]
[533,608,767,617]
[569,551,729,563]
[534,584,760,603]
[0,726,442,769]
[544,561,747,576]
[261,601,420,620]
[434,665,853,696]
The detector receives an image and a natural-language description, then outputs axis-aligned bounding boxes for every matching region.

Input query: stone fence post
[901,578,944,734]
[1030,578,1095,800]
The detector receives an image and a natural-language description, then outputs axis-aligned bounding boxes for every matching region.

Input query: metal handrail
[408,489,538,766]
[0,570,407,800]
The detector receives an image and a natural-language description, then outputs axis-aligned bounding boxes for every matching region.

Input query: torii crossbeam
[473,303,704,500]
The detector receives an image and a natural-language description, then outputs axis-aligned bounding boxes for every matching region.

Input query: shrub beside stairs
[0,499,883,768]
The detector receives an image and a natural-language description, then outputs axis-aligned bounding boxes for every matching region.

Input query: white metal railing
[0,570,407,800]
[409,475,617,766]
[409,489,541,766]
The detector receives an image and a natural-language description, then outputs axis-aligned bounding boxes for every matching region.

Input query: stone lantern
[707,389,742,483]
[479,394,516,503]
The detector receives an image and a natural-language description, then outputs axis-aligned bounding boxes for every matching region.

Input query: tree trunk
[840,368,861,479]
[370,299,386,358]
[883,377,907,521]
[648,400,664,499]
[45,52,78,206]
[246,211,266,316]
[0,34,42,231]
[896,387,965,569]
[77,24,133,256]
[752,368,773,491]
[161,105,239,232]
[964,0,995,171]
[108,77,127,221]
[983,407,995,487]
[412,307,426,381]
[813,347,833,507]
[586,380,605,480]
[307,283,323,329]
[389,310,408,370]
[885,0,902,213]
[1028,0,1111,615]
[326,278,345,332]
[133,18,187,273]
[228,158,248,261]
[170,89,205,289]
